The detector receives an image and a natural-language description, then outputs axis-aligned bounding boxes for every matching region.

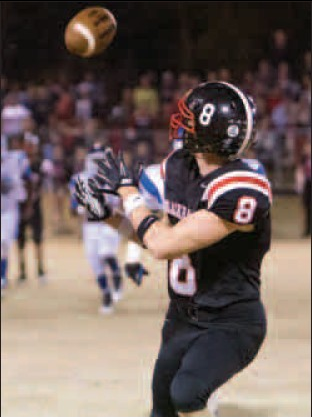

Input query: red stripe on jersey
[208,176,271,202]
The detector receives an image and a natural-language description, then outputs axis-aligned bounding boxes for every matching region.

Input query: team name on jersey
[201,170,272,208]
[164,199,192,219]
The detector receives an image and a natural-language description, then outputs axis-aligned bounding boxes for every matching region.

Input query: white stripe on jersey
[201,170,272,208]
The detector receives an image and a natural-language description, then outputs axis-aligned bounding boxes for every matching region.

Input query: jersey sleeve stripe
[201,171,272,208]
[207,182,272,209]
[202,171,271,198]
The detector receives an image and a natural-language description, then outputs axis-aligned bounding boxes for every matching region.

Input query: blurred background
[1,2,311,200]
[1,2,311,417]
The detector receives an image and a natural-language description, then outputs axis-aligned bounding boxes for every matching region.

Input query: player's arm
[119,187,251,260]
[90,149,263,260]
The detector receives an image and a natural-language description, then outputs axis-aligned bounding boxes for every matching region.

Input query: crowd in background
[1,29,311,233]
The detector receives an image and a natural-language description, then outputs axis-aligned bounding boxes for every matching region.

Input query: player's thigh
[1,209,19,250]
[152,318,197,417]
[31,204,43,244]
[82,223,102,275]
[171,325,266,412]
[98,224,120,258]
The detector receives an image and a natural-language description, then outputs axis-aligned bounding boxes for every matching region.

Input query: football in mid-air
[64,6,117,58]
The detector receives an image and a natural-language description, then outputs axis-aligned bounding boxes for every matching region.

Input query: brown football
[64,7,117,58]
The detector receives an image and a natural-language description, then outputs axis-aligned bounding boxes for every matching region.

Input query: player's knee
[170,371,208,413]
[105,256,120,273]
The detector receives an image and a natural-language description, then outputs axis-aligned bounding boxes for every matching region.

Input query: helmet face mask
[169,82,257,159]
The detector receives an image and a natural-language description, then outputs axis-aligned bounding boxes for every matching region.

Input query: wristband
[137,215,159,245]
[123,193,146,218]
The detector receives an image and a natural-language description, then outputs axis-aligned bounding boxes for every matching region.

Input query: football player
[70,143,148,314]
[17,144,47,283]
[75,82,272,416]
[1,134,32,295]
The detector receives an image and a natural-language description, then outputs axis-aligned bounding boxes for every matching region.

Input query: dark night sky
[1,1,311,81]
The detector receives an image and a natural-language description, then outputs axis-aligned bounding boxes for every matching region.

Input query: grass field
[1,196,311,417]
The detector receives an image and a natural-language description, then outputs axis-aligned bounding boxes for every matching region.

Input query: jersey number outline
[199,103,216,126]
[169,255,197,296]
[234,196,257,224]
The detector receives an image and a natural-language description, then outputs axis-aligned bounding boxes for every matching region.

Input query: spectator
[296,142,311,237]
[189,72,202,89]
[160,70,176,103]
[72,146,87,175]
[1,76,9,108]
[50,144,70,233]
[54,89,75,121]
[300,74,311,104]
[240,71,255,95]
[131,105,154,144]
[84,118,106,148]
[1,92,32,136]
[218,68,232,83]
[110,87,134,126]
[134,140,153,166]
[254,116,276,166]
[266,86,282,114]
[276,62,300,100]
[302,50,311,77]
[133,73,159,117]
[22,117,40,153]
[268,29,291,68]
[177,71,191,95]
[75,87,93,121]
[255,59,274,86]
[31,85,53,126]
[206,71,217,82]
[76,71,97,101]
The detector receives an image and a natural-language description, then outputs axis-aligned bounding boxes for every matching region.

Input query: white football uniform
[1,150,31,257]
[69,171,121,276]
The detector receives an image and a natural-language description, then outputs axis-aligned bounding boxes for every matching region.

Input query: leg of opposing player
[17,207,27,282]
[83,222,114,314]
[1,208,20,293]
[32,202,46,283]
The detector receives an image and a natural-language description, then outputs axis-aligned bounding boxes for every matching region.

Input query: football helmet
[169,81,257,159]
[85,142,106,174]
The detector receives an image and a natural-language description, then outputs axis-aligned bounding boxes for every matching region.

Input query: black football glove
[124,262,149,286]
[74,177,111,221]
[94,148,142,194]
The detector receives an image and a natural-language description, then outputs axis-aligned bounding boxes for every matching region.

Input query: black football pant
[18,201,43,248]
[151,300,266,417]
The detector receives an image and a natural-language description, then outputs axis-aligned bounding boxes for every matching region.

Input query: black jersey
[162,149,272,309]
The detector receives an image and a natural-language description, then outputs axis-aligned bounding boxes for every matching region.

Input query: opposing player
[75,82,272,416]
[17,144,47,283]
[1,134,32,295]
[70,143,148,314]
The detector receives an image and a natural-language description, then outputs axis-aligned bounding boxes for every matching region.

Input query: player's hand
[74,177,111,221]
[94,148,142,194]
[124,262,149,286]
